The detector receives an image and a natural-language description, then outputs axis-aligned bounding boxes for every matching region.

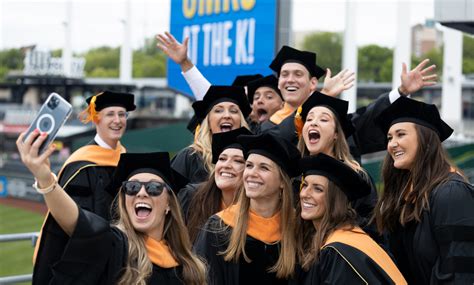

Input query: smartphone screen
[23,93,72,154]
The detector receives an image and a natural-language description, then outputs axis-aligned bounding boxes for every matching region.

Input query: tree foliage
[302,32,342,72]
[463,35,474,75]
[357,44,393,82]
[0,48,24,80]
[132,38,166,77]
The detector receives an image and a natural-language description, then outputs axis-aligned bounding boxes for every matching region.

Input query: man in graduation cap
[32,90,136,267]
[246,75,284,124]
[157,33,354,132]
[263,45,437,157]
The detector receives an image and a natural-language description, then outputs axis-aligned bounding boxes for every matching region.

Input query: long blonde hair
[190,110,249,175]
[222,167,296,279]
[113,188,207,285]
[297,113,363,173]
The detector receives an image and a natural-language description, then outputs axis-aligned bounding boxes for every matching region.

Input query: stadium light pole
[342,0,357,113]
[120,0,132,83]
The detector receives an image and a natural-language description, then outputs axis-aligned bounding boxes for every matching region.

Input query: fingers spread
[401,62,408,74]
[166,31,178,43]
[326,68,332,78]
[420,64,436,75]
[415,58,430,71]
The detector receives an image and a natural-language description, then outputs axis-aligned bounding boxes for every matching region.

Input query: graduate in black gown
[194,132,301,285]
[171,85,251,184]
[17,130,207,285]
[261,46,438,160]
[32,91,136,274]
[178,127,251,243]
[375,96,474,284]
[293,153,407,284]
[293,92,380,242]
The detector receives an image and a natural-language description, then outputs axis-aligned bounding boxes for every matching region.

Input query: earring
[165,208,170,215]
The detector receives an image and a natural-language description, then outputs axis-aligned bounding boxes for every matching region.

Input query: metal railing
[0,232,38,284]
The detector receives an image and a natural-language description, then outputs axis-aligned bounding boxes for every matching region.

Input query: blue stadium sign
[168,0,278,98]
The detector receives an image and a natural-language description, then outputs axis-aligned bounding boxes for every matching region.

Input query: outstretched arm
[321,68,356,97]
[157,32,211,100]
[16,130,78,236]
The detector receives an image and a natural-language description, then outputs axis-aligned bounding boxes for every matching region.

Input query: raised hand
[321,68,355,97]
[399,59,437,95]
[16,129,56,187]
[156,32,194,72]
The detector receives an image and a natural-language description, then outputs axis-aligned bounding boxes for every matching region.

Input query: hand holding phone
[23,93,72,154]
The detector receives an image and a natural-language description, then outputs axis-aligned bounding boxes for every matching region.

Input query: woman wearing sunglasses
[194,132,300,284]
[17,131,206,284]
[179,127,251,244]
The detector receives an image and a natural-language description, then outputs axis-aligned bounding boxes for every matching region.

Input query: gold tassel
[78,93,102,124]
[294,105,304,138]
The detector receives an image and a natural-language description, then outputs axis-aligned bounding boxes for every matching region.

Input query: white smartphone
[23,93,72,154]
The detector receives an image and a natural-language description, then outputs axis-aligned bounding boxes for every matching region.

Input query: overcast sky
[0,0,435,52]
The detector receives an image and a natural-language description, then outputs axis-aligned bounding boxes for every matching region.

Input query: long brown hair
[375,124,462,232]
[222,167,296,279]
[296,179,357,270]
[187,173,240,243]
[114,188,206,285]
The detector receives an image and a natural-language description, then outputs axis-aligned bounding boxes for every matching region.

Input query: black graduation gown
[171,146,209,184]
[194,215,288,285]
[290,228,406,285]
[298,244,396,285]
[388,173,474,284]
[177,182,201,222]
[33,208,184,284]
[33,140,124,284]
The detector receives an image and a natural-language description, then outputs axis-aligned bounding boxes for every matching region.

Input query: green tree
[133,37,166,77]
[463,35,474,74]
[82,46,120,77]
[358,44,393,82]
[302,32,342,72]
[0,48,24,80]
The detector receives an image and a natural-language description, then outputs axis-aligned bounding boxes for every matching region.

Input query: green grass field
[0,203,44,284]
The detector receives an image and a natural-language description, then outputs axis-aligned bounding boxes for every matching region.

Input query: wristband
[32,173,58,194]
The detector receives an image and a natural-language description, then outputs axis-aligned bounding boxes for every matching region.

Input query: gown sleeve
[429,176,474,284]
[177,182,200,222]
[349,92,391,154]
[171,147,208,184]
[181,65,212,100]
[42,208,127,284]
[194,215,230,285]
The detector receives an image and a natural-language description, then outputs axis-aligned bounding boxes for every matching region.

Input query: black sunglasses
[122,181,168,196]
